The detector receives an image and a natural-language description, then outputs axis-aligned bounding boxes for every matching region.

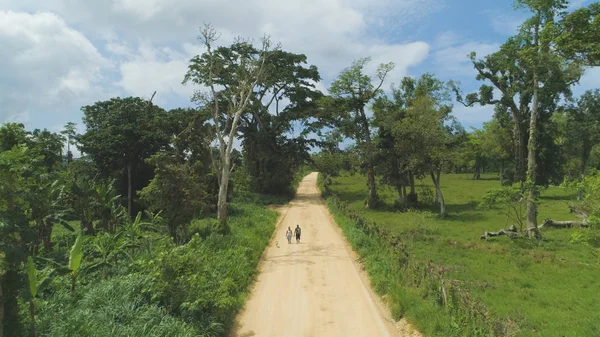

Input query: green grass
[35,200,279,337]
[325,172,600,337]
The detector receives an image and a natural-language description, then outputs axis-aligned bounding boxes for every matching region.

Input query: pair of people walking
[286,225,301,244]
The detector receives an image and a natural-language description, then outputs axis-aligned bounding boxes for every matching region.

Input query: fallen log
[480,224,519,240]
[539,218,589,229]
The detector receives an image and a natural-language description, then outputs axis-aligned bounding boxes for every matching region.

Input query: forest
[1,0,599,336]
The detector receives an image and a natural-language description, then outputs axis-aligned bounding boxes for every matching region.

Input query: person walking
[285,227,293,244]
[294,225,301,244]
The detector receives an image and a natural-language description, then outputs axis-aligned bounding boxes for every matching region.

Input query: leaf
[27,256,37,298]
[68,233,84,274]
[58,220,75,232]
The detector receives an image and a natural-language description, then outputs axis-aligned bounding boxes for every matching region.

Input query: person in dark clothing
[294,225,301,243]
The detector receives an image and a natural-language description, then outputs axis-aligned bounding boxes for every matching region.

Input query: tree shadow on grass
[538,194,577,201]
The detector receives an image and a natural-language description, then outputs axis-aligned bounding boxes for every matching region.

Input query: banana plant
[121,211,155,258]
[68,233,84,292]
[91,231,127,277]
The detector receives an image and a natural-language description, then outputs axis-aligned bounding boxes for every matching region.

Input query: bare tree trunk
[359,106,378,208]
[396,184,404,203]
[217,159,230,224]
[366,166,378,208]
[513,121,527,183]
[430,170,446,216]
[473,159,481,180]
[127,161,132,218]
[525,18,541,239]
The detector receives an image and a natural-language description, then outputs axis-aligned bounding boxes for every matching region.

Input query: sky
[1,0,599,138]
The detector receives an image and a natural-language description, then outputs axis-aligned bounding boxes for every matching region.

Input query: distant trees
[322,57,394,208]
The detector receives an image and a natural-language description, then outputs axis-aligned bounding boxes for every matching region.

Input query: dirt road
[232,172,408,337]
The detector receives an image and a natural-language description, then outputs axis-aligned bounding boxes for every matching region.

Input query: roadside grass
[40,200,279,337]
[324,172,600,337]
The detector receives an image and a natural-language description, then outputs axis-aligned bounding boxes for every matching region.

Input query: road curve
[232,172,406,337]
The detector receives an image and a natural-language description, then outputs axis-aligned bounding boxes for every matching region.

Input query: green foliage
[479,185,527,231]
[36,274,199,337]
[78,97,170,215]
[142,202,277,334]
[555,2,600,66]
[327,172,600,336]
[140,154,215,240]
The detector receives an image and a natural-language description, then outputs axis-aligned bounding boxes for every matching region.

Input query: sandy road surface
[232,172,408,337]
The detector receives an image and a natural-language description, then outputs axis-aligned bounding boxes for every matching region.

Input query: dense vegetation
[1,0,599,336]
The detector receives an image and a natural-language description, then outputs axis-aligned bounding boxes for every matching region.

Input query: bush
[418,186,436,206]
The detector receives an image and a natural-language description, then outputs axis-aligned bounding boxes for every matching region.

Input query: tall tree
[325,57,394,208]
[392,94,455,216]
[517,0,574,238]
[79,96,169,217]
[61,122,77,164]
[239,49,324,196]
[183,24,274,223]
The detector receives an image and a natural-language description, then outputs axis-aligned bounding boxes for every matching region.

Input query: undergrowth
[27,201,278,337]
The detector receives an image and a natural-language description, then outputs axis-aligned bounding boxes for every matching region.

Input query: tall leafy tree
[239,49,324,196]
[60,122,78,163]
[325,57,394,208]
[183,24,274,223]
[79,97,169,217]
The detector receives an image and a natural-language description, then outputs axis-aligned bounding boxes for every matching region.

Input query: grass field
[326,172,600,337]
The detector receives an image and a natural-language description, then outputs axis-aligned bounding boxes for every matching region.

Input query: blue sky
[1,0,599,140]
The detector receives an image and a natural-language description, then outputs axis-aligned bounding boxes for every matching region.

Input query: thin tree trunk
[366,166,378,207]
[514,121,527,183]
[430,170,446,216]
[402,185,407,202]
[396,184,404,203]
[408,171,417,204]
[578,144,591,201]
[473,159,481,180]
[217,156,231,224]
[359,106,378,208]
[40,220,52,251]
[526,17,541,239]
[127,161,132,218]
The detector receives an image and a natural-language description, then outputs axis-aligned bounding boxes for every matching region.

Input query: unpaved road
[232,172,412,337]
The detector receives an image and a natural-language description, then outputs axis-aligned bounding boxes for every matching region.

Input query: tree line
[314,0,599,238]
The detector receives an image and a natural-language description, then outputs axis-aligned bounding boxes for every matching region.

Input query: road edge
[315,172,423,337]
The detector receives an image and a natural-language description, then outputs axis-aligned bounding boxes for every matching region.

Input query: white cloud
[433,41,500,78]
[434,31,462,50]
[489,13,524,36]
[1,0,438,129]
[451,103,495,128]
[0,10,111,123]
